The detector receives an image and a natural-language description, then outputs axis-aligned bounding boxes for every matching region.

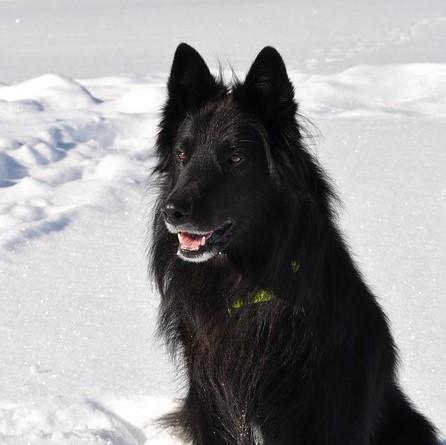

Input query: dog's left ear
[239,47,297,125]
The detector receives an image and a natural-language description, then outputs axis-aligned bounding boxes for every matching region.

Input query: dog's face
[156,44,297,263]
[163,101,271,262]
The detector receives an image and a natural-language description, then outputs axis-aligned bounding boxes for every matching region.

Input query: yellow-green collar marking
[230,260,300,310]
[232,289,273,309]
[291,260,300,273]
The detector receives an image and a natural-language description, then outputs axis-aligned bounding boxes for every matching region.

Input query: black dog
[150,43,438,445]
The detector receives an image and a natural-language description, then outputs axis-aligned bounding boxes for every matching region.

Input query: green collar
[230,260,300,310]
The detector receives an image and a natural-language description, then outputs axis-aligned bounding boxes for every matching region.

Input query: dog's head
[154,43,310,265]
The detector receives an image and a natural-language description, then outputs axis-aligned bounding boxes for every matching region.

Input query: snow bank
[0,74,100,110]
[0,74,155,249]
[293,64,446,116]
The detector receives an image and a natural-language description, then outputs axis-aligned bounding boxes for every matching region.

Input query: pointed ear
[239,47,296,125]
[167,43,220,112]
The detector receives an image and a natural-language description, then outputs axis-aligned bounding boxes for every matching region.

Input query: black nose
[162,201,191,225]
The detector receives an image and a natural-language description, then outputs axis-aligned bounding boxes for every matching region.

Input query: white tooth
[201,236,206,246]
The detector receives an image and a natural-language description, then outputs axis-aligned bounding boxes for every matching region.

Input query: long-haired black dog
[150,43,438,445]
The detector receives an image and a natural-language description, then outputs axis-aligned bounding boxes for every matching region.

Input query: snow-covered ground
[1,0,446,83]
[0,1,445,444]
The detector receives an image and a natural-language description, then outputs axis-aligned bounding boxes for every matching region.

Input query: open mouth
[174,220,234,262]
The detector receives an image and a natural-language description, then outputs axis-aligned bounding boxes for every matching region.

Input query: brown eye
[177,150,187,163]
[228,152,243,164]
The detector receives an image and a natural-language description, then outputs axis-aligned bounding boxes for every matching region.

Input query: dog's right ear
[167,43,219,113]
[155,44,221,175]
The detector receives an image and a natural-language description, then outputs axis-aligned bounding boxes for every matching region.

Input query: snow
[294,64,446,117]
[0,396,177,445]
[1,0,446,83]
[0,1,445,444]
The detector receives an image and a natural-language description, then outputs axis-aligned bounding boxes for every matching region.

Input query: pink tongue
[178,232,208,251]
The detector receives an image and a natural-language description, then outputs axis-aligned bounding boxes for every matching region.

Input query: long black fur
[150,43,438,445]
